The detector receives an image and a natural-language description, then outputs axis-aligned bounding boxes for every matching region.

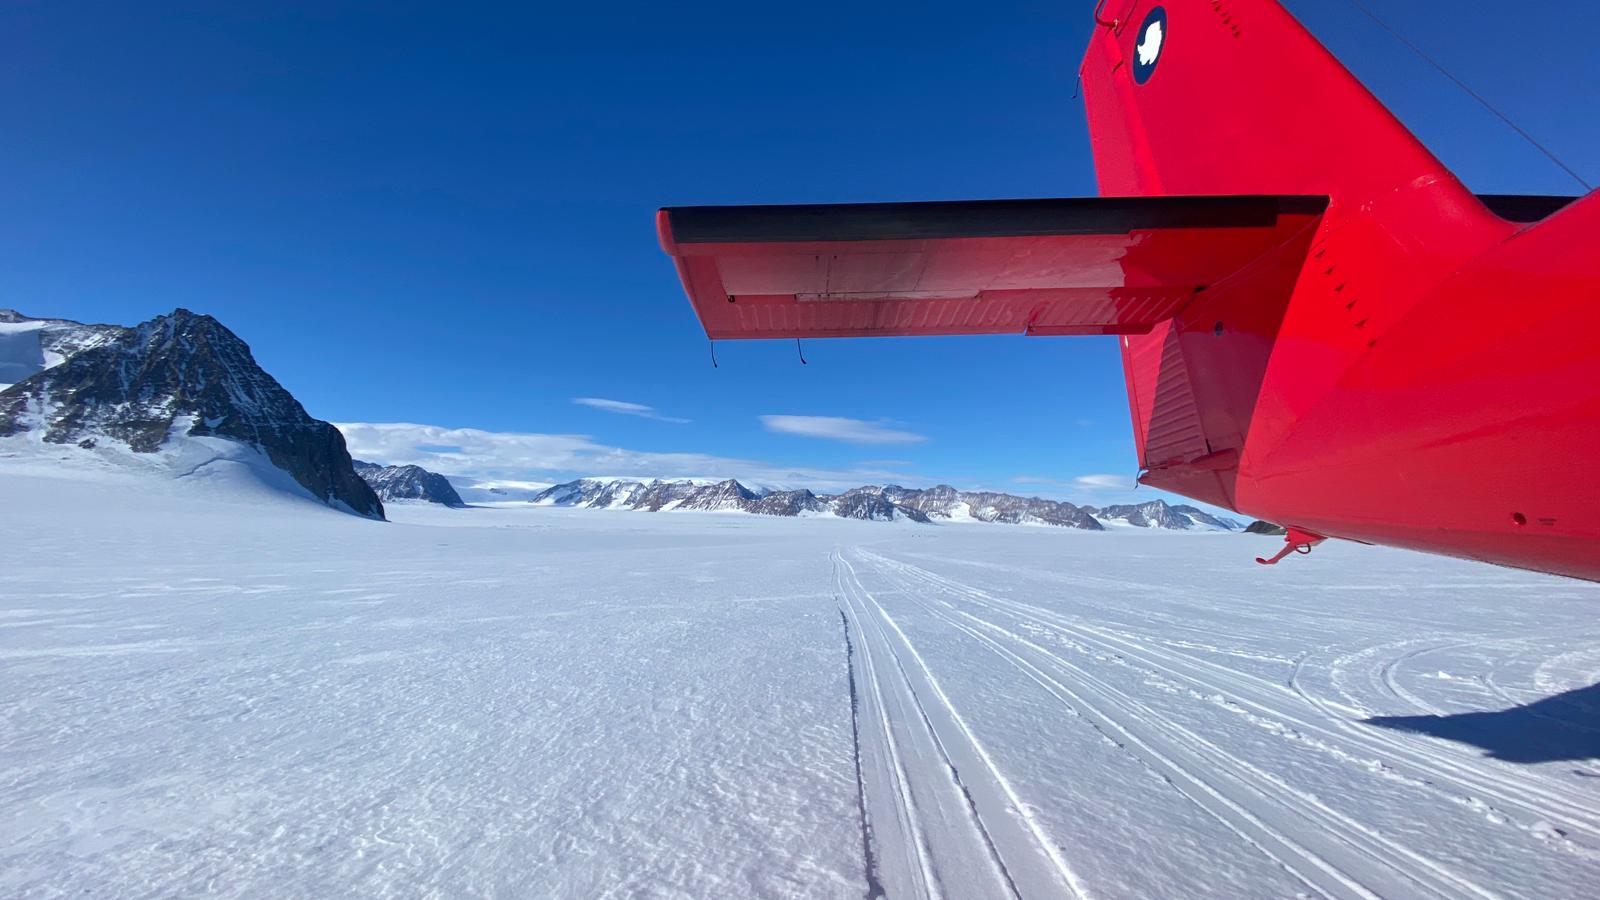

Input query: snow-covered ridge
[1083,499,1242,532]
[0,309,124,392]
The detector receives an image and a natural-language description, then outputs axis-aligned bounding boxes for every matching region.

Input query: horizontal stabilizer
[658,196,1326,340]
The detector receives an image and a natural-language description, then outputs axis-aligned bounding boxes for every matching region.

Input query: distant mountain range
[1,307,1244,532]
[530,478,931,522]
[527,478,1242,531]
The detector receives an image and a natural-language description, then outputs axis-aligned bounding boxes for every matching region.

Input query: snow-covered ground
[4,466,1599,899]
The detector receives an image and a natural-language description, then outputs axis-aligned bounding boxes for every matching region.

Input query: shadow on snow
[1365,682,1600,764]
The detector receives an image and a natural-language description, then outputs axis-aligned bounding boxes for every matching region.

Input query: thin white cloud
[1014,473,1139,492]
[572,397,690,424]
[760,415,927,445]
[1074,473,1138,491]
[334,422,915,493]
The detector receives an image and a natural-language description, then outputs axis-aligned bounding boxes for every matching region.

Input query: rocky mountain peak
[663,478,758,512]
[354,461,464,507]
[0,308,383,520]
[748,489,827,517]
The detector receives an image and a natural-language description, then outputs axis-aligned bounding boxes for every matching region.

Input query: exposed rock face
[674,479,759,512]
[529,479,603,507]
[0,308,384,519]
[1085,499,1241,531]
[830,488,931,523]
[1245,520,1289,535]
[882,484,1104,529]
[631,480,700,511]
[353,461,465,507]
[581,481,641,509]
[746,489,828,517]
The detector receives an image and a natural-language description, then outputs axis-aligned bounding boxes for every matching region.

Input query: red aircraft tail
[1079,1,1514,510]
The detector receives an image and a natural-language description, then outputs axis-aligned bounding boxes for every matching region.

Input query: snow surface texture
[4,467,1599,899]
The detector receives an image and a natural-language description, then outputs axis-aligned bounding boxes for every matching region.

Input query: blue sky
[2,1,1594,500]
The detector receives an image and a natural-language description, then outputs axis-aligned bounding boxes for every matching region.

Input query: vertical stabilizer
[1081,0,1464,205]
[1080,1,1514,509]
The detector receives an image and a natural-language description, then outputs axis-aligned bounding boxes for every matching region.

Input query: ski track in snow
[834,550,1087,900]
[834,545,1600,898]
[850,549,1493,899]
[4,469,1600,898]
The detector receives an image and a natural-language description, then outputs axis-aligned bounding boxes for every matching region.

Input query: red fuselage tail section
[1082,1,1597,579]
[1083,0,1510,488]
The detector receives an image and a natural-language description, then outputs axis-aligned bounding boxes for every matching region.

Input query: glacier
[3,463,1599,898]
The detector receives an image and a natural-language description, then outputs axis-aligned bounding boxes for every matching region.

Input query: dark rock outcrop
[1245,520,1289,535]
